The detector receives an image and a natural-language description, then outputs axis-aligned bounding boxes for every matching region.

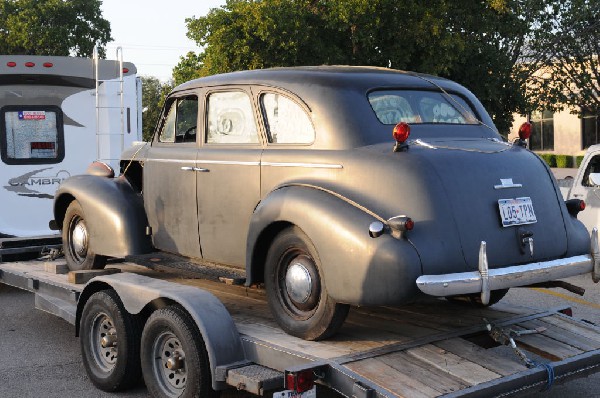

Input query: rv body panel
[0,54,142,238]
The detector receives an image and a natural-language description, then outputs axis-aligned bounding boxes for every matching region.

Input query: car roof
[174,66,455,93]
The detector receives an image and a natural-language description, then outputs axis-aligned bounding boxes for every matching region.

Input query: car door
[569,150,600,232]
[195,88,263,267]
[144,93,202,258]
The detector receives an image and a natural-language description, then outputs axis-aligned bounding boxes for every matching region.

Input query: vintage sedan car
[52,66,599,340]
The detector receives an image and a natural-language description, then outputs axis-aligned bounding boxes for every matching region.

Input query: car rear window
[368,90,478,125]
[0,105,64,165]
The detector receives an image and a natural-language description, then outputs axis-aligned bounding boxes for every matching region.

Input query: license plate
[498,197,537,227]
[273,387,317,398]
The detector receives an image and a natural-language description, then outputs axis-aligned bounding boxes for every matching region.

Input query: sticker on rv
[31,142,56,158]
[18,111,46,120]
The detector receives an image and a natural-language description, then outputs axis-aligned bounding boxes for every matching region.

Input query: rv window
[0,106,64,165]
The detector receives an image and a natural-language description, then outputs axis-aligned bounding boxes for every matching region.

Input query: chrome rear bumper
[416,228,600,304]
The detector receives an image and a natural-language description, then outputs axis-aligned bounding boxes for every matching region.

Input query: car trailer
[1,254,600,398]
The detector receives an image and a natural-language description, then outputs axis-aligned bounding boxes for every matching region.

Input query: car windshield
[368,90,479,125]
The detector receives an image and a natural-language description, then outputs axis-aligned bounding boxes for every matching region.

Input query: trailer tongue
[1,256,599,397]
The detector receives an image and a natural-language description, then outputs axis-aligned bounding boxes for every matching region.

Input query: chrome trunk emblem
[494,178,523,190]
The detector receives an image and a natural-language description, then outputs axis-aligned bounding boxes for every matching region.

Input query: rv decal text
[4,168,70,199]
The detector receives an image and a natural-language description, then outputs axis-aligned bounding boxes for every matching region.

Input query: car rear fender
[246,185,422,306]
[53,175,152,257]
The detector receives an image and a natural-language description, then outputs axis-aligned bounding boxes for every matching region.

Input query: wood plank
[345,357,439,398]
[434,338,528,376]
[375,351,471,395]
[405,344,501,385]
[518,319,600,352]
[236,322,354,359]
[540,315,600,344]
[512,325,584,361]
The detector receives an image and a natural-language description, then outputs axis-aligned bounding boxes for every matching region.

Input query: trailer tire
[265,226,349,341]
[141,306,219,398]
[80,290,142,391]
[63,200,107,270]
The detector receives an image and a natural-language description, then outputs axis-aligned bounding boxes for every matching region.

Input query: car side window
[158,96,198,143]
[582,155,600,187]
[206,91,259,144]
[261,93,315,144]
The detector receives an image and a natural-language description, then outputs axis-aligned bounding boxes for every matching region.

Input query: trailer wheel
[80,290,142,391]
[265,226,349,341]
[141,306,219,398]
[446,288,509,307]
[63,200,107,270]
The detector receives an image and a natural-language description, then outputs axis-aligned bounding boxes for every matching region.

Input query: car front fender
[246,185,422,306]
[54,175,152,257]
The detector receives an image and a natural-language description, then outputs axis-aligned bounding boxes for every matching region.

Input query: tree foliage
[0,0,112,57]
[526,0,600,113]
[141,76,173,141]
[177,0,598,133]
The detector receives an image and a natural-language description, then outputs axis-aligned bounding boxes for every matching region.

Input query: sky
[100,0,227,81]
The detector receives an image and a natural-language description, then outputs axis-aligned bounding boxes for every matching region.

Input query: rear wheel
[141,306,219,398]
[80,290,142,391]
[63,200,107,270]
[446,289,509,307]
[265,226,349,341]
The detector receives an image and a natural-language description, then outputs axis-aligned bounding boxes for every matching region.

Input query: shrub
[555,155,573,168]
[538,153,557,167]
[576,155,585,168]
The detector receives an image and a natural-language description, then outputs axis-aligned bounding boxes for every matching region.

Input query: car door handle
[180,166,210,172]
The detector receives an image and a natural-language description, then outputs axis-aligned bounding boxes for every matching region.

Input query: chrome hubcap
[285,261,313,304]
[72,220,88,257]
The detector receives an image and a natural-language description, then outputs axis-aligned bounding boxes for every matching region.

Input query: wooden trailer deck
[1,256,600,397]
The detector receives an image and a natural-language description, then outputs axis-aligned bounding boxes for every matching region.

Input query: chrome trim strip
[494,183,523,189]
[149,158,260,166]
[148,158,195,164]
[262,162,343,169]
[197,159,260,166]
[416,254,594,297]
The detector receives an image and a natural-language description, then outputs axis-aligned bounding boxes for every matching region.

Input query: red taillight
[24,62,35,67]
[405,218,414,231]
[393,122,410,143]
[286,371,314,393]
[7,61,16,67]
[580,200,586,211]
[122,67,129,73]
[518,122,532,140]
[43,62,53,68]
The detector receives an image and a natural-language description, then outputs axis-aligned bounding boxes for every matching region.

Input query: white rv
[0,50,142,241]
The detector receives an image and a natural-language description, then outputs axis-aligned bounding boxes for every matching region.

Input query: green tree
[141,76,173,141]
[178,0,596,133]
[0,0,112,57]
[526,0,600,114]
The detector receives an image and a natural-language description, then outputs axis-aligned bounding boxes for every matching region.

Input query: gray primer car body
[53,66,597,338]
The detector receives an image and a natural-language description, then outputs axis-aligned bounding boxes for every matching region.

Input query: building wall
[509,110,584,155]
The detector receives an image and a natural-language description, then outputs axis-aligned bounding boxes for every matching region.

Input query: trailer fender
[78,273,246,390]
[54,175,152,257]
[246,185,422,306]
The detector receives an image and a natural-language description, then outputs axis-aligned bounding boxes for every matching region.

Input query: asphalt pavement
[1,273,600,397]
